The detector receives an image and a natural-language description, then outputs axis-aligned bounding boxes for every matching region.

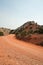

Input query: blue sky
[0,0,43,29]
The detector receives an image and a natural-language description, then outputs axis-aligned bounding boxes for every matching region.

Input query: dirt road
[0,34,43,65]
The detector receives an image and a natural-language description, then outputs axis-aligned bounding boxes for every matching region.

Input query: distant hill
[0,28,11,36]
[15,21,43,46]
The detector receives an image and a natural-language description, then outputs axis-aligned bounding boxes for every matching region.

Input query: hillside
[15,21,43,46]
[0,28,10,36]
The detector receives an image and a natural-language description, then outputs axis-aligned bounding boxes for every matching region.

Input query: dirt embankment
[0,34,43,65]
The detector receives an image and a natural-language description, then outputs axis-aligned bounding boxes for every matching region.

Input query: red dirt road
[0,34,43,65]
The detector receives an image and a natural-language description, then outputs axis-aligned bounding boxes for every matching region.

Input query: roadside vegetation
[15,21,43,46]
[0,32,4,36]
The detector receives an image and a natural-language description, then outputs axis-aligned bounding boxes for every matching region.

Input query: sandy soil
[0,34,43,65]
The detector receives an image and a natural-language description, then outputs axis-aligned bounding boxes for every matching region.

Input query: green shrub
[34,27,43,34]
[20,30,26,37]
[0,32,4,36]
[9,30,15,34]
[27,30,33,34]
[39,41,43,46]
[38,28,43,34]
[34,30,39,33]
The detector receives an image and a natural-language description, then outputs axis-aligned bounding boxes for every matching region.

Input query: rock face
[0,28,10,36]
[15,21,43,46]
